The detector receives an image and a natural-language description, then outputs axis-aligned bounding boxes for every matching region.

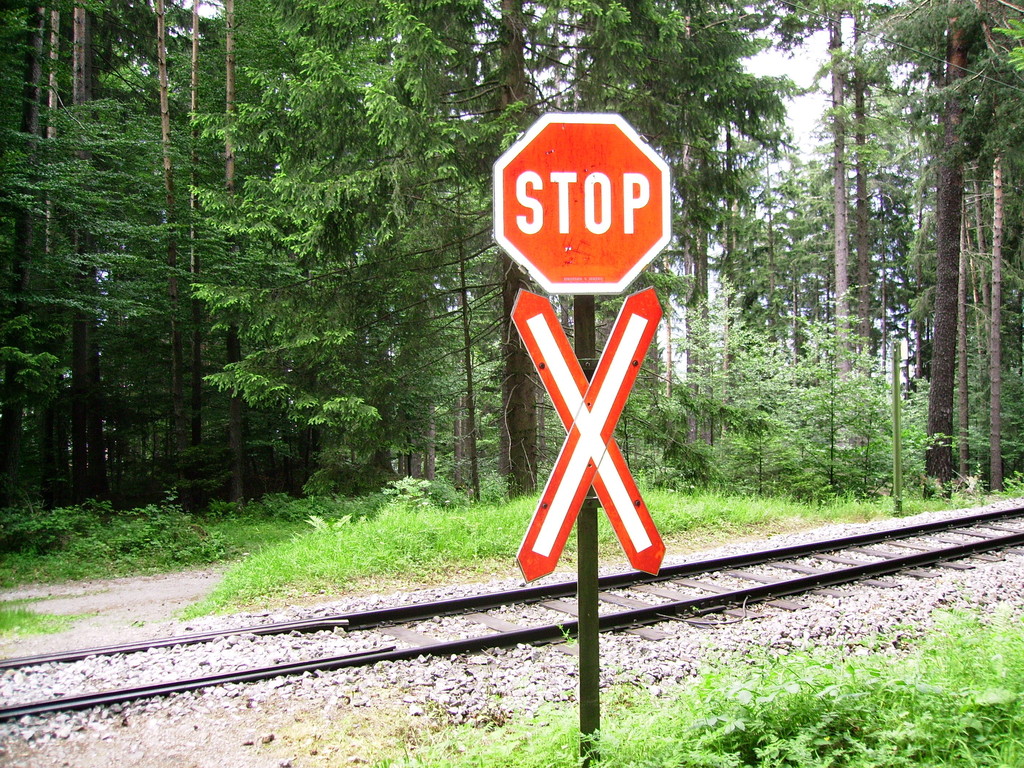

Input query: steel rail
[0,646,394,720]
[0,618,351,670]
[3,519,1024,722]
[3,504,1023,671]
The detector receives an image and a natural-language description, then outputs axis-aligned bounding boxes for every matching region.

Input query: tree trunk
[189,0,203,451]
[71,6,108,501]
[925,20,969,487]
[227,324,245,503]
[989,156,1003,490]
[0,7,44,505]
[86,331,107,498]
[664,288,673,399]
[497,0,536,495]
[500,253,537,495]
[188,0,201,450]
[459,252,480,500]
[71,7,89,502]
[970,177,991,362]
[157,0,188,466]
[830,13,851,376]
[225,0,245,503]
[424,407,436,482]
[853,40,871,351]
[972,1,1003,492]
[453,397,464,488]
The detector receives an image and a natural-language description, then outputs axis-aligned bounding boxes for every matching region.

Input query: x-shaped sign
[513,288,666,582]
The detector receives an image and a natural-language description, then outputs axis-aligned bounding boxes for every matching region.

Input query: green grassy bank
[185,487,962,616]
[0,483,988,617]
[370,608,1024,767]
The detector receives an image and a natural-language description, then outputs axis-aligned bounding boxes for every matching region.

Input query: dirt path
[0,567,226,660]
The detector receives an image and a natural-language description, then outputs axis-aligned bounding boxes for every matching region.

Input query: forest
[2,0,1024,513]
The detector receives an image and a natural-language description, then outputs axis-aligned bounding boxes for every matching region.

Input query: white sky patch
[745,30,831,156]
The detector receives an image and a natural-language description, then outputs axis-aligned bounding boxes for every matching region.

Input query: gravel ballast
[2,499,1024,767]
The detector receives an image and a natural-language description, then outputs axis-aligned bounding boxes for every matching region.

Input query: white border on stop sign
[493,112,672,295]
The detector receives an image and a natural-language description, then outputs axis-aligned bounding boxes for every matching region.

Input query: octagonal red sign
[494,113,671,294]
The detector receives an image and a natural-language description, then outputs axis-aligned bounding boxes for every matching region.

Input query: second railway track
[5,501,1024,722]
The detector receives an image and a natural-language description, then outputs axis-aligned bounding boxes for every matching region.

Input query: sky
[745,29,831,155]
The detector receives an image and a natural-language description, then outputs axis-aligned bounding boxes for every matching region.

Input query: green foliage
[382,477,436,510]
[1001,472,1024,496]
[384,608,1024,767]
[660,287,908,503]
[382,477,469,512]
[185,487,967,615]
[1000,20,1024,70]
[0,500,226,585]
[186,494,538,613]
[3,0,1023,515]
[674,610,1024,768]
[240,492,384,524]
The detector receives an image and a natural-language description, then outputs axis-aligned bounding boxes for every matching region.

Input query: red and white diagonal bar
[513,289,665,582]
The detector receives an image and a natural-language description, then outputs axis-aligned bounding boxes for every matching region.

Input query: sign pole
[574,295,600,766]
[893,339,904,515]
[494,112,672,766]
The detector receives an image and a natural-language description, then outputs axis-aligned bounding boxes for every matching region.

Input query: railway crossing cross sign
[513,288,666,582]
[494,113,671,294]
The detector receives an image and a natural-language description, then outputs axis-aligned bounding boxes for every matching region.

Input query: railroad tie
[633,582,807,612]
[380,626,442,648]
[768,561,898,589]
[722,569,847,598]
[859,543,973,568]
[814,553,939,579]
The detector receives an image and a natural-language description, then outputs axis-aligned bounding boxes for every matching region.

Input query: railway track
[4,503,1024,722]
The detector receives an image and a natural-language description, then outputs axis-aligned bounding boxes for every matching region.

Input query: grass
[185,487,966,616]
[182,495,539,616]
[0,498,310,587]
[0,602,73,638]
[645,488,946,543]
[361,607,1024,767]
[0,483,986,612]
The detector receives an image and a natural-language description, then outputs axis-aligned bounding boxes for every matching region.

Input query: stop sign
[494,113,671,294]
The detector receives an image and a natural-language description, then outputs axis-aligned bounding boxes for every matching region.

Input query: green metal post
[574,295,600,766]
[893,340,903,515]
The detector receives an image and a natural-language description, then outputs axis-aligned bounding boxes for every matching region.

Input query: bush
[0,500,226,576]
[240,492,388,524]
[381,477,471,511]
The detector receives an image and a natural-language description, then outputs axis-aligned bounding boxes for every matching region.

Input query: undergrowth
[381,607,1024,767]
[185,486,968,616]
[0,499,227,586]
[0,481,985,597]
